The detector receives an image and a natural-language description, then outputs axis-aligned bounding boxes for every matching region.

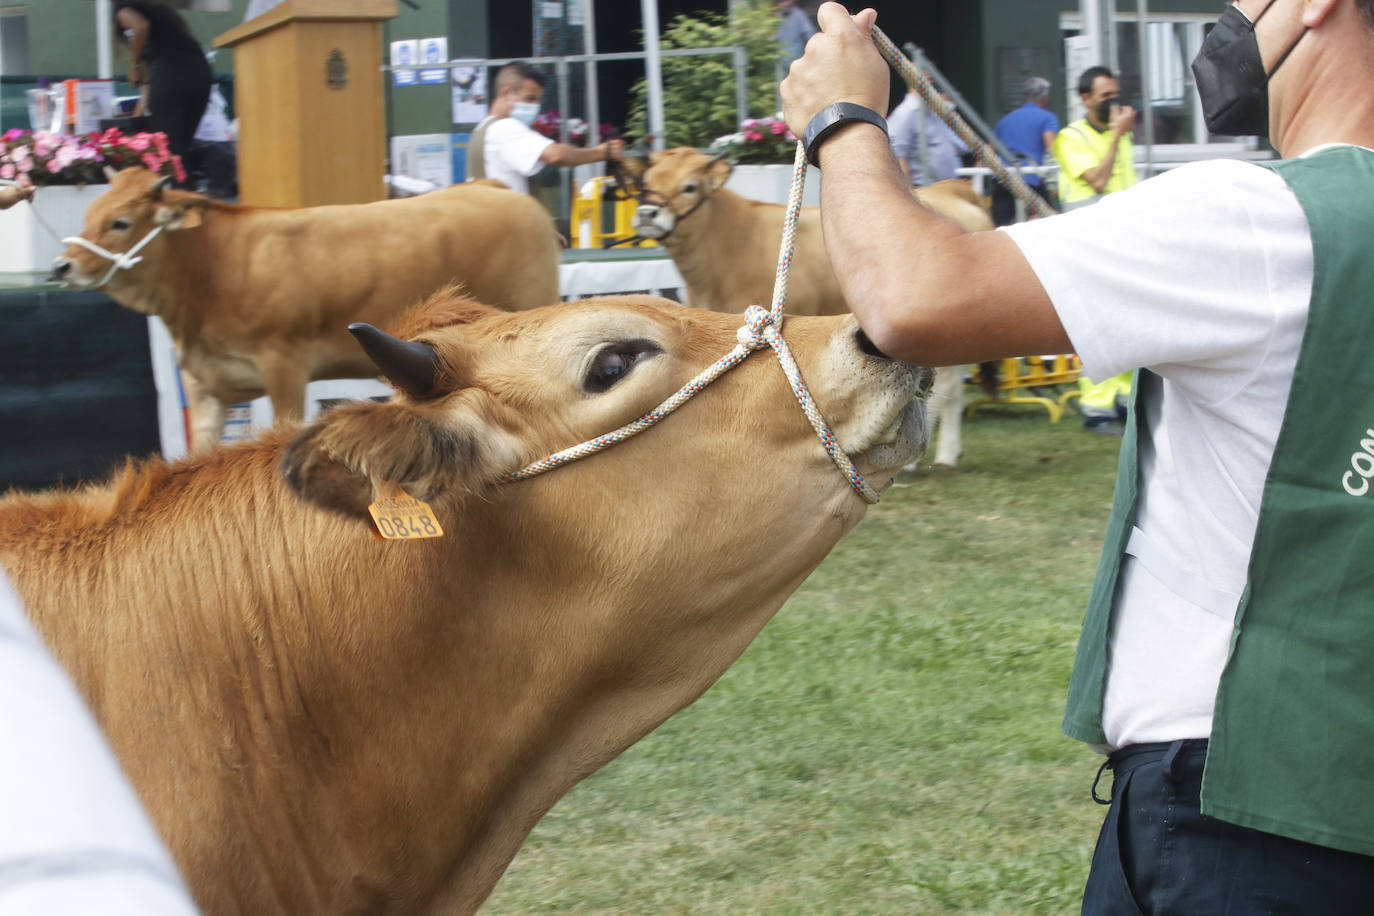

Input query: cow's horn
[151,174,174,196]
[348,323,442,398]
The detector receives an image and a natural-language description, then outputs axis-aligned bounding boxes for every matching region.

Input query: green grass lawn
[483,400,1125,915]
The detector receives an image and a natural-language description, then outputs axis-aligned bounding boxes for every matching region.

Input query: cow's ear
[153,202,203,231]
[281,394,526,519]
[705,157,733,194]
[619,156,647,181]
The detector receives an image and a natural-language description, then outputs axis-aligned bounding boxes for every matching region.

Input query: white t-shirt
[0,571,200,914]
[478,117,553,194]
[1002,156,1316,749]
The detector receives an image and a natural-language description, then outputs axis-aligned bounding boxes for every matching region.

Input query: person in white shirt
[781,0,1374,911]
[467,62,623,195]
[0,571,200,914]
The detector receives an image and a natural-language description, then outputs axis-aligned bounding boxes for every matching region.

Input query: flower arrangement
[708,116,798,165]
[531,111,619,147]
[0,128,185,187]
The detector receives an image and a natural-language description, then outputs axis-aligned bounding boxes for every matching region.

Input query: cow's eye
[109,218,132,231]
[681,180,699,195]
[585,341,661,394]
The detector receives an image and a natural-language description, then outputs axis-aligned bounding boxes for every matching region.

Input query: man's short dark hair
[495,62,547,96]
[1077,65,1115,96]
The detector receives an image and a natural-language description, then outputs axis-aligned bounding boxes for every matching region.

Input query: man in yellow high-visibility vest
[1054,66,1138,210]
[1054,66,1139,433]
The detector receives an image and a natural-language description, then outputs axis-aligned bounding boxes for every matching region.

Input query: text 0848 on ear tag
[368,482,444,540]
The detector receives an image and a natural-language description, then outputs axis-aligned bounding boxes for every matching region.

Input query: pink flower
[0,164,13,180]
[141,152,162,171]
[745,131,764,141]
[127,134,150,152]
[1,128,21,142]
[170,155,186,184]
[770,122,785,135]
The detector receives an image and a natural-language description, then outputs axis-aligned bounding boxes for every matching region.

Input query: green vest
[1063,145,1374,856]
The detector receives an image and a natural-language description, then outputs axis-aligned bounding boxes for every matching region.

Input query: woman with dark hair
[115,1,212,186]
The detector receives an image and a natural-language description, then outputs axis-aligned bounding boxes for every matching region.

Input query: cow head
[52,167,207,288]
[283,290,931,530]
[619,148,734,241]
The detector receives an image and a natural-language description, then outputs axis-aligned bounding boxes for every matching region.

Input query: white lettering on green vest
[1340,429,1374,496]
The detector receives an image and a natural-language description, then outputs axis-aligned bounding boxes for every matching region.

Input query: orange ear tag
[367,481,445,541]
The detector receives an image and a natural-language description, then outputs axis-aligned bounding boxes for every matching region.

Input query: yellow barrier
[966,354,1083,423]
[569,176,658,249]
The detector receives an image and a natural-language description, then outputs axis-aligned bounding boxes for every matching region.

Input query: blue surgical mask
[511,101,540,127]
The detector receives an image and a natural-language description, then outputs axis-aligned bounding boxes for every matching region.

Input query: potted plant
[709,116,819,207]
[0,127,185,275]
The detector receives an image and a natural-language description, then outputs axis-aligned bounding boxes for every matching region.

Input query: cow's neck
[105,217,235,342]
[661,189,781,311]
[0,442,824,915]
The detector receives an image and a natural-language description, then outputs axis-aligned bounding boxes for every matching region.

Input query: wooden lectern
[214,0,398,208]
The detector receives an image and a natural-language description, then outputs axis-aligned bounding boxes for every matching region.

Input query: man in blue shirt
[991,76,1060,223]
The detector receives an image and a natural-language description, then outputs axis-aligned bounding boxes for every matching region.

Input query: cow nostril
[51,261,72,279]
[854,327,891,360]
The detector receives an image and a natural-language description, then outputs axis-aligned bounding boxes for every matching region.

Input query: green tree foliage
[625,3,783,150]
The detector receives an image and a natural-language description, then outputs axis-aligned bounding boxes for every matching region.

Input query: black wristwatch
[802,102,889,168]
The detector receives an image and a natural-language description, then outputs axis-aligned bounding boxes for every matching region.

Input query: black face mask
[1191,0,1305,137]
[1094,99,1117,124]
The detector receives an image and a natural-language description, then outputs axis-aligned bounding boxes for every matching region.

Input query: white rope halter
[60,225,165,288]
[503,142,896,504]
[0,178,164,287]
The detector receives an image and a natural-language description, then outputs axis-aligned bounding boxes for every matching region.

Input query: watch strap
[802,102,889,168]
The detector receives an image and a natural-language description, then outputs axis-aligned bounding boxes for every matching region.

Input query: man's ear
[1302,0,1337,27]
[281,392,527,519]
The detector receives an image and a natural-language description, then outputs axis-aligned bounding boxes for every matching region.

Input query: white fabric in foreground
[0,570,199,915]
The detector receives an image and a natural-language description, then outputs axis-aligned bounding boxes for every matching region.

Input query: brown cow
[0,290,931,915]
[52,168,561,453]
[619,148,995,468]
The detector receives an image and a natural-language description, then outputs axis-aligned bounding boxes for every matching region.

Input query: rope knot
[737,305,781,351]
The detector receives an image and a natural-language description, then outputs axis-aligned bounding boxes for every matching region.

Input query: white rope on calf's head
[59,226,165,288]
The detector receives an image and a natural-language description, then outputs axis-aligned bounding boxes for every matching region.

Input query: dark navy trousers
[1082,739,1374,915]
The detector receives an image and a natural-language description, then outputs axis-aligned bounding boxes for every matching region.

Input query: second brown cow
[53,169,562,452]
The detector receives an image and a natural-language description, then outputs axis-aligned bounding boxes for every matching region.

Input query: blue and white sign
[420,37,448,65]
[390,39,418,86]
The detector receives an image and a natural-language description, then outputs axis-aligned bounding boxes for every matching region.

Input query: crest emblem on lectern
[327,50,348,90]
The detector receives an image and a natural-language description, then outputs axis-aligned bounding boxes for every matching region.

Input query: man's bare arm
[781,3,1069,367]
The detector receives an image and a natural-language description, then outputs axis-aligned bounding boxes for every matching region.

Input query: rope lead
[505,141,884,504]
[870,26,1056,219]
